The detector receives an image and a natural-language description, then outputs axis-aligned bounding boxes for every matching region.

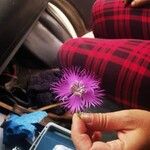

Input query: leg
[92,0,150,39]
[58,38,150,109]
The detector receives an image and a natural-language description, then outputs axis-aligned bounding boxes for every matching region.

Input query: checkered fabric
[58,38,150,109]
[92,0,150,39]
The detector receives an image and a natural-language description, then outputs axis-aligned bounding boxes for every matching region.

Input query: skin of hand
[129,0,150,7]
[71,109,150,150]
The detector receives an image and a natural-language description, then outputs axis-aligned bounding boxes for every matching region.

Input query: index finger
[71,114,92,150]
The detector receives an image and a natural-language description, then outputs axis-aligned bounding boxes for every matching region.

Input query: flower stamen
[71,81,85,96]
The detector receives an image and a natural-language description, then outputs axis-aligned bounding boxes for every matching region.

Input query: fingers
[89,139,124,150]
[80,110,139,131]
[91,131,102,142]
[72,110,150,150]
[71,114,92,150]
[131,0,150,7]
[118,129,150,150]
[89,141,110,150]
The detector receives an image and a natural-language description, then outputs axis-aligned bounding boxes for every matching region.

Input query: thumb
[71,114,92,150]
[80,110,138,131]
[131,0,150,7]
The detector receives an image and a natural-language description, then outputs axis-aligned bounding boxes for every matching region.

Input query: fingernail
[77,112,82,119]
[80,113,92,124]
[131,1,136,6]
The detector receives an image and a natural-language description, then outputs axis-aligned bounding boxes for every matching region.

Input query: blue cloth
[3,111,47,145]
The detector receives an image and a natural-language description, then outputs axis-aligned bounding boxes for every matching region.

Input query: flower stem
[37,103,61,111]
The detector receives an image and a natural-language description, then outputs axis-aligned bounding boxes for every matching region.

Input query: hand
[130,0,150,7]
[71,109,150,150]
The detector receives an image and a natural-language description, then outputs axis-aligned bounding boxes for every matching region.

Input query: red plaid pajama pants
[58,0,150,110]
[92,0,150,39]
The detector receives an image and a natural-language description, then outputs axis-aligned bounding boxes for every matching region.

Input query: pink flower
[51,67,104,113]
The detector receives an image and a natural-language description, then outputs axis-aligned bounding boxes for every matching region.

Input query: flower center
[71,81,85,96]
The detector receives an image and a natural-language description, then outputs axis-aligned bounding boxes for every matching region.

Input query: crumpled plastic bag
[3,111,47,145]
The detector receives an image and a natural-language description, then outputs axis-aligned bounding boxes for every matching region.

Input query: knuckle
[122,110,136,127]
[97,113,108,130]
